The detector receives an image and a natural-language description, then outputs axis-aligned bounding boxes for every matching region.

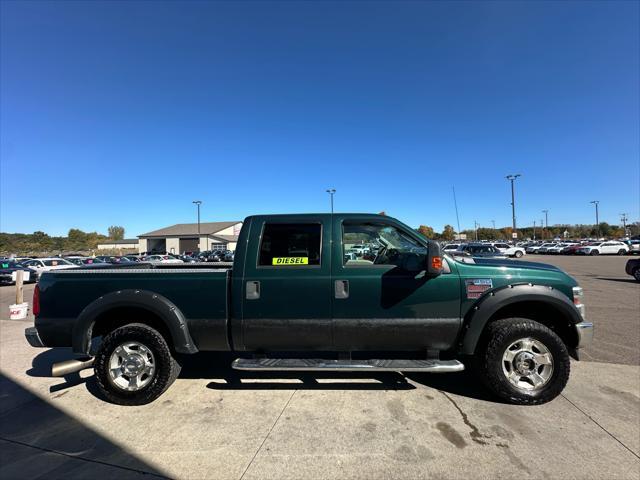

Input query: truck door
[239,217,333,350]
[331,216,462,351]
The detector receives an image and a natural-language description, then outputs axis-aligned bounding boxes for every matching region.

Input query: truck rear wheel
[94,323,181,405]
[477,318,570,405]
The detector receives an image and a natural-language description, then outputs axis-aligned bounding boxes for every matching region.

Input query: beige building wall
[166,238,180,254]
[137,239,148,253]
[216,223,242,236]
[227,242,237,252]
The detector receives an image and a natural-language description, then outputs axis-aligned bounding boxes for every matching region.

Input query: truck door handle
[335,280,349,299]
[246,281,260,300]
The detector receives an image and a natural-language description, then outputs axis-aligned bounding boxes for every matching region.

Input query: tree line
[416,222,639,241]
[0,226,126,255]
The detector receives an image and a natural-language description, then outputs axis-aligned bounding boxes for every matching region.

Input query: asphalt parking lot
[0,255,638,479]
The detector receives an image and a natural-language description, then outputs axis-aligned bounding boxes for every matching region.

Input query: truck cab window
[343,222,427,268]
[258,223,321,266]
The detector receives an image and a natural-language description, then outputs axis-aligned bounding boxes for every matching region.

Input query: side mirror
[426,241,444,276]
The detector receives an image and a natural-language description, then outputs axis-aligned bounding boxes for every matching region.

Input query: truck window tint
[343,222,427,267]
[258,223,321,266]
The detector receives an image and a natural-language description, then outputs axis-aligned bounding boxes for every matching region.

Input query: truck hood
[470,257,564,273]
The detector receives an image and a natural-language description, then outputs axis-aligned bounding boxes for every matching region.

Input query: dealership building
[138,221,242,254]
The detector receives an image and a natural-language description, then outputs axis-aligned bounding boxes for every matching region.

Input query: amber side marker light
[432,256,443,270]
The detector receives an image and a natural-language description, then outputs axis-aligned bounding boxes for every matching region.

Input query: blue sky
[1,0,638,236]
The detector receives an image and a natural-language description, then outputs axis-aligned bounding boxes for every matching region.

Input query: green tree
[417,225,435,239]
[108,225,125,240]
[441,225,455,241]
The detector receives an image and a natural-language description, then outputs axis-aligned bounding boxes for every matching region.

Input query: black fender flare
[72,289,198,355]
[459,283,582,355]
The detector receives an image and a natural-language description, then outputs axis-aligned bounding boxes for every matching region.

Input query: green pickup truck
[25,213,593,406]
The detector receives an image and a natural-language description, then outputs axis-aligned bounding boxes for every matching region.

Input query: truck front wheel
[94,323,181,405]
[476,318,570,405]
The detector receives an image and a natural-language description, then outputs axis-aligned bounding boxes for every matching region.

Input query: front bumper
[574,321,594,349]
[25,327,46,348]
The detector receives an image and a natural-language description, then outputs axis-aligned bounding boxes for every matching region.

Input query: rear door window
[258,223,321,266]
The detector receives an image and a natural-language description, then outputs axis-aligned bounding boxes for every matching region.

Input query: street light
[326,188,336,214]
[590,201,600,238]
[193,200,202,251]
[542,210,549,240]
[474,220,479,241]
[620,213,629,237]
[505,174,521,237]
[491,219,496,238]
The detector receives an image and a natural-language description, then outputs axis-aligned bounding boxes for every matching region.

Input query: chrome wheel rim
[502,337,553,391]
[108,341,156,391]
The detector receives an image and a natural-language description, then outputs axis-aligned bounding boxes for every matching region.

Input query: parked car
[143,255,184,264]
[576,241,629,256]
[66,256,107,266]
[491,242,526,258]
[625,258,640,282]
[525,243,544,253]
[560,244,583,255]
[537,243,560,254]
[460,244,507,259]
[177,255,198,263]
[623,240,640,255]
[545,243,572,255]
[0,260,38,284]
[26,212,592,406]
[443,243,462,253]
[21,258,77,273]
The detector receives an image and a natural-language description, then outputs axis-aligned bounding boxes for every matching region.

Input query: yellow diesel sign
[272,257,309,266]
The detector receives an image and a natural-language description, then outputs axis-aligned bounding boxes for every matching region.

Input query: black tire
[514,250,523,258]
[94,323,181,405]
[590,250,599,256]
[633,268,640,282]
[617,249,626,255]
[476,318,570,405]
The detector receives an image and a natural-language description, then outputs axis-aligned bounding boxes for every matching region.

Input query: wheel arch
[72,289,198,355]
[459,284,582,356]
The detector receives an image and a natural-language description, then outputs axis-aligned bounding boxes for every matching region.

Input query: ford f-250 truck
[25,213,593,406]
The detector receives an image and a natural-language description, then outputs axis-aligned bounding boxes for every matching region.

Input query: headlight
[572,286,586,318]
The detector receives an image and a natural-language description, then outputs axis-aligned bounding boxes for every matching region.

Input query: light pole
[491,219,496,238]
[326,188,336,214]
[542,210,548,240]
[193,200,202,251]
[590,201,600,238]
[474,221,479,241]
[506,174,521,238]
[620,213,628,237]
[533,220,536,240]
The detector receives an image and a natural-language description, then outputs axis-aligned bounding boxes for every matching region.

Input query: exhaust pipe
[52,357,95,377]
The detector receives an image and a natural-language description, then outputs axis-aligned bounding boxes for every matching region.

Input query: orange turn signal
[431,256,443,270]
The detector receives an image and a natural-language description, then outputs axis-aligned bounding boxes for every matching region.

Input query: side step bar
[232,358,464,373]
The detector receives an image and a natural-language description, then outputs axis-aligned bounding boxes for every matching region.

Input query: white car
[491,242,526,258]
[576,241,629,256]
[143,255,184,264]
[443,243,462,253]
[22,257,77,273]
[546,243,570,254]
[536,243,559,254]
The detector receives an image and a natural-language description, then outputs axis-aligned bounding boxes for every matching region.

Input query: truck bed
[36,265,232,351]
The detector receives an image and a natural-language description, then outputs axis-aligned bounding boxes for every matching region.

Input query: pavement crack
[239,390,296,479]
[0,437,168,478]
[561,394,640,460]
[439,391,490,445]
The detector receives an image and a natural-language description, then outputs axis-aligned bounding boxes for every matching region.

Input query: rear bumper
[25,327,46,348]
[574,321,594,349]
